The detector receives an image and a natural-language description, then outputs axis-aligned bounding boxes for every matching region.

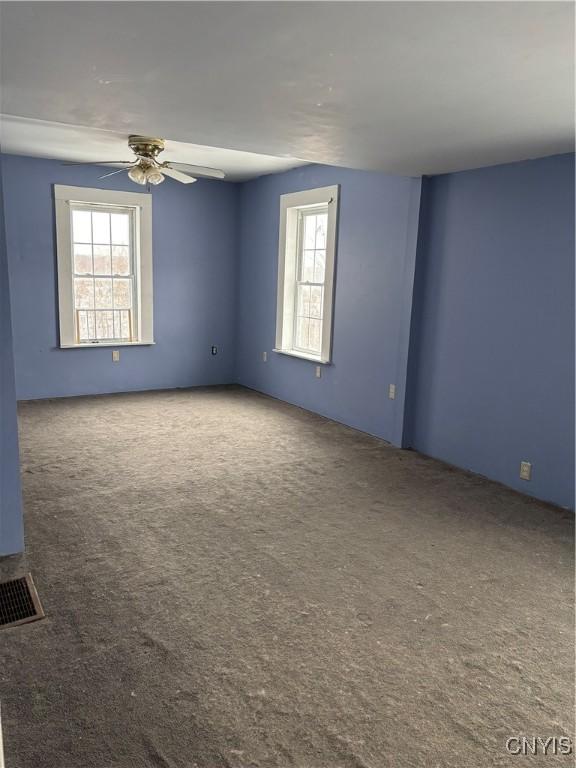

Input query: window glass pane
[94,278,113,309]
[78,311,90,341]
[112,245,130,275]
[297,284,311,317]
[111,213,130,245]
[309,319,321,353]
[313,250,325,283]
[304,214,316,249]
[113,278,132,309]
[74,278,94,309]
[295,317,310,350]
[92,212,110,244]
[95,311,114,340]
[75,310,102,341]
[301,250,315,282]
[310,286,323,319]
[87,311,96,339]
[74,244,93,275]
[113,311,121,337]
[72,210,92,243]
[93,245,111,275]
[315,214,327,249]
[120,310,131,339]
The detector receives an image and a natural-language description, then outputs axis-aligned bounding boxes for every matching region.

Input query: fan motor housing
[128,136,165,159]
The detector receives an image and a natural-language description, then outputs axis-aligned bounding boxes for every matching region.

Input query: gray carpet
[1,386,573,767]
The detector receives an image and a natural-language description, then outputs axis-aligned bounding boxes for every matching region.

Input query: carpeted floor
[0,386,573,767]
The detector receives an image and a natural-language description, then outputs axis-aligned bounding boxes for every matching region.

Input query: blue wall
[235,164,421,445]
[0,156,24,555]
[1,155,239,399]
[2,152,574,515]
[406,154,575,509]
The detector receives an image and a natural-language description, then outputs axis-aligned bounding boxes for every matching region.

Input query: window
[55,186,153,347]
[275,185,339,363]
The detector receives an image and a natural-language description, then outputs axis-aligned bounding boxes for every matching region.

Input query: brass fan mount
[128,136,166,162]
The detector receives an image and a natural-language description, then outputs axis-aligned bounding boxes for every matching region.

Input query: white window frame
[275,185,339,364]
[54,185,154,348]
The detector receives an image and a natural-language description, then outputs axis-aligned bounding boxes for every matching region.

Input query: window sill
[273,348,331,365]
[60,341,155,349]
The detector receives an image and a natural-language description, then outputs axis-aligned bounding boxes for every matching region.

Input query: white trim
[275,185,339,364]
[60,341,156,349]
[273,348,332,364]
[54,185,153,348]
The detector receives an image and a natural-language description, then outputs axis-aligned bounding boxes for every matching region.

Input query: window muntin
[71,205,137,344]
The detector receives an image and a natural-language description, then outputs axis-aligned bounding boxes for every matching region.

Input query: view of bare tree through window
[294,208,328,355]
[72,207,134,343]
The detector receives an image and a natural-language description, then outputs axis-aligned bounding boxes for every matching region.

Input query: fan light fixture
[127,165,147,185]
[127,161,165,185]
[145,166,165,185]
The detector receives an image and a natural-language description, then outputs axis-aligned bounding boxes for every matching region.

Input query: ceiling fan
[64,135,226,186]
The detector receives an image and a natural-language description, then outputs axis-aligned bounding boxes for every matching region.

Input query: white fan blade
[164,162,225,180]
[161,166,198,184]
[61,160,133,166]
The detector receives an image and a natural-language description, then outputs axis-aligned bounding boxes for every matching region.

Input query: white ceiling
[0,2,573,177]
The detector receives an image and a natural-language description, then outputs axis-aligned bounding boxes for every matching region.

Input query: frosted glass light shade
[145,167,164,185]
[128,165,147,185]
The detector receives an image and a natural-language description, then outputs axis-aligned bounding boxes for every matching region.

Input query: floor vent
[0,574,44,629]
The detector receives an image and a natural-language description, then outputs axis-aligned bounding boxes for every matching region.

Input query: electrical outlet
[315,365,322,379]
[112,350,120,362]
[262,351,267,362]
[519,461,532,481]
[211,346,218,356]
[388,384,396,400]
